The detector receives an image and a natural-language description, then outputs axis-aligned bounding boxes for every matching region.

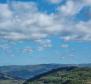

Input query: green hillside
[25,67,91,84]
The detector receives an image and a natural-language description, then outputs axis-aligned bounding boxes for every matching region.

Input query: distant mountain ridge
[0,64,64,80]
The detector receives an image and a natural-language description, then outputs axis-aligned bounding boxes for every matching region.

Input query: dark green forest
[25,67,91,84]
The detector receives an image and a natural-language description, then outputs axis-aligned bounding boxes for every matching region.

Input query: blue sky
[0,0,91,66]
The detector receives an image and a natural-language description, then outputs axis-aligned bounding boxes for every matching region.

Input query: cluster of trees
[25,67,91,84]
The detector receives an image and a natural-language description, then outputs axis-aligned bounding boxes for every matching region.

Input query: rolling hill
[0,64,66,80]
[0,64,91,84]
[24,67,91,84]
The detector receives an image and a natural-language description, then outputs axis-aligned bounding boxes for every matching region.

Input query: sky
[0,0,91,66]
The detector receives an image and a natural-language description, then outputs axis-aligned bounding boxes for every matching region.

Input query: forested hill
[24,67,91,84]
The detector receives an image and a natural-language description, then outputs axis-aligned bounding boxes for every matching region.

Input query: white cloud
[3,32,29,41]
[0,0,91,42]
[58,0,83,16]
[35,39,52,49]
[75,21,91,41]
[83,0,91,5]
[0,4,12,18]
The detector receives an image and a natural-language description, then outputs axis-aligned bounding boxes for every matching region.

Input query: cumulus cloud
[58,0,84,16]
[83,0,91,5]
[0,0,91,42]
[36,39,52,49]
[60,20,91,41]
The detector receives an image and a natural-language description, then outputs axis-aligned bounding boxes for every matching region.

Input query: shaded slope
[0,64,66,80]
[0,73,15,80]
